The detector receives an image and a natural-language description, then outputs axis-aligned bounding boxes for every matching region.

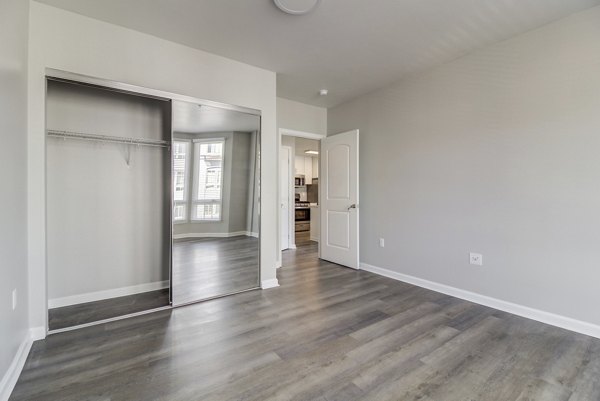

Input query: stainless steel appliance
[295,175,305,186]
[295,201,310,232]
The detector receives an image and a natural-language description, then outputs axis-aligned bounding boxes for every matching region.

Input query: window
[172,140,190,222]
[192,139,224,221]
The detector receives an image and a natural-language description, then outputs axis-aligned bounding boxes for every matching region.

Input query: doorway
[278,128,360,271]
[279,130,324,259]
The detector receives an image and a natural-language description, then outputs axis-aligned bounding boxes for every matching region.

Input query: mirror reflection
[171,101,260,305]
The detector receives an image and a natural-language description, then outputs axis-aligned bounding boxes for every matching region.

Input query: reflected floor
[172,235,260,305]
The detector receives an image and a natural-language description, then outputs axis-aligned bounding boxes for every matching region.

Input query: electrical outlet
[379,238,385,248]
[469,253,483,266]
[12,289,17,311]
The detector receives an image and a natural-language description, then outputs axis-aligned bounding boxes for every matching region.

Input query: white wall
[329,6,600,329]
[28,2,278,333]
[0,0,30,397]
[277,97,327,135]
[46,81,170,302]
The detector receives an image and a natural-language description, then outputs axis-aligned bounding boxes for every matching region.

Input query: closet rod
[47,130,170,148]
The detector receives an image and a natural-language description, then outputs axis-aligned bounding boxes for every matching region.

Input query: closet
[46,78,172,330]
[45,74,262,332]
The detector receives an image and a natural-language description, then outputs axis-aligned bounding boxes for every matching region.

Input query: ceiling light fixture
[274,0,320,15]
[305,150,319,155]
[319,89,328,96]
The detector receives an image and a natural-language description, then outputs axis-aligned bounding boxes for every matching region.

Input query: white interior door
[280,146,291,250]
[320,130,359,269]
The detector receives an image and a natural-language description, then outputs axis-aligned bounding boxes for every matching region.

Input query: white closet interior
[46,79,172,329]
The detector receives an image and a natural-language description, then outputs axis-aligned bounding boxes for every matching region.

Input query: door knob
[347,204,357,211]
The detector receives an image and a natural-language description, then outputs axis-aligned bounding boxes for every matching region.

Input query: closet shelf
[47,130,170,148]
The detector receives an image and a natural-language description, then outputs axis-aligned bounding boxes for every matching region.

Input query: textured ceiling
[36,0,600,108]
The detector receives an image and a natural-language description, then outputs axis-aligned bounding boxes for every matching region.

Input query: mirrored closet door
[171,101,260,305]
[46,78,172,331]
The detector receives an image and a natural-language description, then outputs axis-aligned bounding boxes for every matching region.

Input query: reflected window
[192,139,224,221]
[173,140,190,222]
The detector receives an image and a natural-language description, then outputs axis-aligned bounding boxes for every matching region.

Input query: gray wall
[0,0,30,388]
[173,131,257,236]
[328,6,600,326]
[46,81,171,301]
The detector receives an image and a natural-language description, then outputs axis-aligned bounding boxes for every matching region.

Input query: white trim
[0,327,42,401]
[261,278,280,289]
[48,280,169,309]
[172,138,192,223]
[360,262,600,339]
[280,145,294,252]
[279,128,326,140]
[173,231,255,240]
[191,138,225,222]
[29,327,46,341]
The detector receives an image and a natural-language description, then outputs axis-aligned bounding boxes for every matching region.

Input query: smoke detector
[274,0,320,15]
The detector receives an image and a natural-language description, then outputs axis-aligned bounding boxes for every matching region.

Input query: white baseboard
[309,236,319,242]
[261,278,280,289]
[0,327,41,401]
[48,280,169,309]
[173,231,256,240]
[360,262,600,339]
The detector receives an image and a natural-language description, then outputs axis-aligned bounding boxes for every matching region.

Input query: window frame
[191,137,226,222]
[172,139,192,224]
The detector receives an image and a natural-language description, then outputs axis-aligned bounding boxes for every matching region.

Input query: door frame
[277,128,326,268]
[280,145,293,251]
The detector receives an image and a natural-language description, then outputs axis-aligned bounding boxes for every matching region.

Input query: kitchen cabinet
[295,155,316,182]
[294,156,303,176]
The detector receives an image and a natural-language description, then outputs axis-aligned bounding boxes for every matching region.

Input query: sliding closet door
[171,101,261,305]
[46,79,172,330]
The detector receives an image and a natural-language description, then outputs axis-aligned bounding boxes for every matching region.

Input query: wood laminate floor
[48,289,170,331]
[13,241,600,400]
[172,235,259,305]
